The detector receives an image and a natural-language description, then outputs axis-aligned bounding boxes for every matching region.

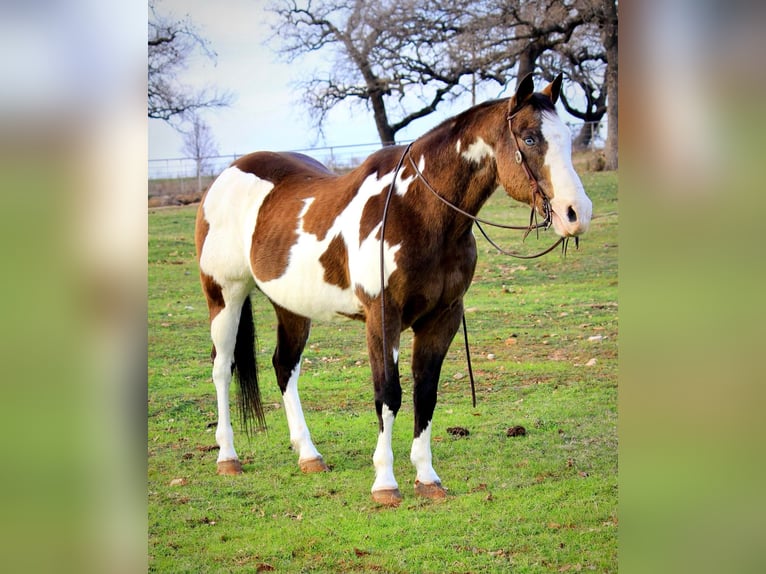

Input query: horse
[194,73,592,506]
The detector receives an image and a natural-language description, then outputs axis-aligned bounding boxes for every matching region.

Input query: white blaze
[540,111,592,236]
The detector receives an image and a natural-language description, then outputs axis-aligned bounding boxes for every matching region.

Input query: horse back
[233,151,334,183]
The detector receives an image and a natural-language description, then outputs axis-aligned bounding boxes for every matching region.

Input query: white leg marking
[282,362,322,463]
[392,347,399,366]
[410,421,441,485]
[210,308,239,463]
[371,405,398,492]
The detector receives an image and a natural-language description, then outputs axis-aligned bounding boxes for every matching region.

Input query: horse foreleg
[272,305,327,473]
[366,313,403,506]
[410,302,464,499]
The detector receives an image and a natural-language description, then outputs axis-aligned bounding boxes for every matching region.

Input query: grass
[148,171,617,572]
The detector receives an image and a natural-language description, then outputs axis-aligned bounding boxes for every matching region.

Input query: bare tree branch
[148,0,232,124]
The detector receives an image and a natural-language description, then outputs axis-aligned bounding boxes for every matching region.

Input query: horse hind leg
[272,305,328,473]
[201,274,257,475]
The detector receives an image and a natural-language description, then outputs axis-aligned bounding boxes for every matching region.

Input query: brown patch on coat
[250,192,303,282]
[319,234,350,289]
[200,272,225,321]
[194,195,210,259]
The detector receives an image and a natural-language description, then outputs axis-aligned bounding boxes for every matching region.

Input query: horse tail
[234,295,267,433]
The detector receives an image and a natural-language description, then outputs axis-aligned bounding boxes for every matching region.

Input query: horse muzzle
[550,195,592,237]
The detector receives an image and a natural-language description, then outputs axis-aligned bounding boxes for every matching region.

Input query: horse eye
[524,137,536,146]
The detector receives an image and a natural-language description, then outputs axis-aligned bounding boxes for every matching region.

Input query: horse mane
[421,93,557,144]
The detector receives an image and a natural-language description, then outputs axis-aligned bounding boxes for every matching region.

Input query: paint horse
[195,74,592,506]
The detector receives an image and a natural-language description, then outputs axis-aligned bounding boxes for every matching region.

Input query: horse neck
[408,102,508,237]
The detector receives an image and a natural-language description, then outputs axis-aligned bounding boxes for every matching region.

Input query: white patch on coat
[540,111,592,236]
[199,166,274,282]
[410,421,441,485]
[461,137,495,164]
[455,139,462,154]
[372,404,399,493]
[256,165,414,319]
[282,361,322,463]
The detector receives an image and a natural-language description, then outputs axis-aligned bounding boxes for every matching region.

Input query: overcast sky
[148,0,510,163]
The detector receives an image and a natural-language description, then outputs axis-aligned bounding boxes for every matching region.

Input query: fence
[149,122,604,181]
[148,141,394,181]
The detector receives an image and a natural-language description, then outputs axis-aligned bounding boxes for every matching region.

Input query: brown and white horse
[194,74,592,506]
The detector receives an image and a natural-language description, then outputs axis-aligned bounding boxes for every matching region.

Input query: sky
[148,0,512,167]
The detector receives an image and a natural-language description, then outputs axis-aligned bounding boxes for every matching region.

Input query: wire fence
[149,121,604,181]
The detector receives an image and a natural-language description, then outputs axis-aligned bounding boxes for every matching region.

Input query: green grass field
[148,171,618,572]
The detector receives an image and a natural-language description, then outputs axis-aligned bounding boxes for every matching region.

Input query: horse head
[497,74,593,238]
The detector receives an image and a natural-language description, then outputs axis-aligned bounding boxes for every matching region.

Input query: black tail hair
[233,295,267,433]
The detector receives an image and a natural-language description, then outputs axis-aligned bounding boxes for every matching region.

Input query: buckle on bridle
[514,150,523,164]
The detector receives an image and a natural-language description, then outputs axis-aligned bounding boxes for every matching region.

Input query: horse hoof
[414,480,447,500]
[216,459,243,475]
[372,488,403,507]
[299,457,330,473]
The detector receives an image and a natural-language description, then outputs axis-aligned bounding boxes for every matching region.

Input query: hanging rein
[378,112,578,408]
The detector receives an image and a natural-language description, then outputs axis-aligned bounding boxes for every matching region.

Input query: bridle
[377,104,577,406]
[401,109,569,259]
[505,109,555,239]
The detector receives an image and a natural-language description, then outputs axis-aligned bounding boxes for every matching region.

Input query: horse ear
[542,73,563,105]
[509,73,535,115]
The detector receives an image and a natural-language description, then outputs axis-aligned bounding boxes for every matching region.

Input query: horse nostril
[567,206,577,223]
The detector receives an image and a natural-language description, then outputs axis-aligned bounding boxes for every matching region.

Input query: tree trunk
[358,55,396,145]
[602,0,618,170]
[516,45,540,87]
[370,90,395,145]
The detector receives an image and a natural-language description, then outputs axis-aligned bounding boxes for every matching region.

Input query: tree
[148,0,232,123]
[181,113,218,193]
[538,21,608,151]
[600,0,618,169]
[270,0,486,144]
[269,0,613,147]
[491,0,597,89]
